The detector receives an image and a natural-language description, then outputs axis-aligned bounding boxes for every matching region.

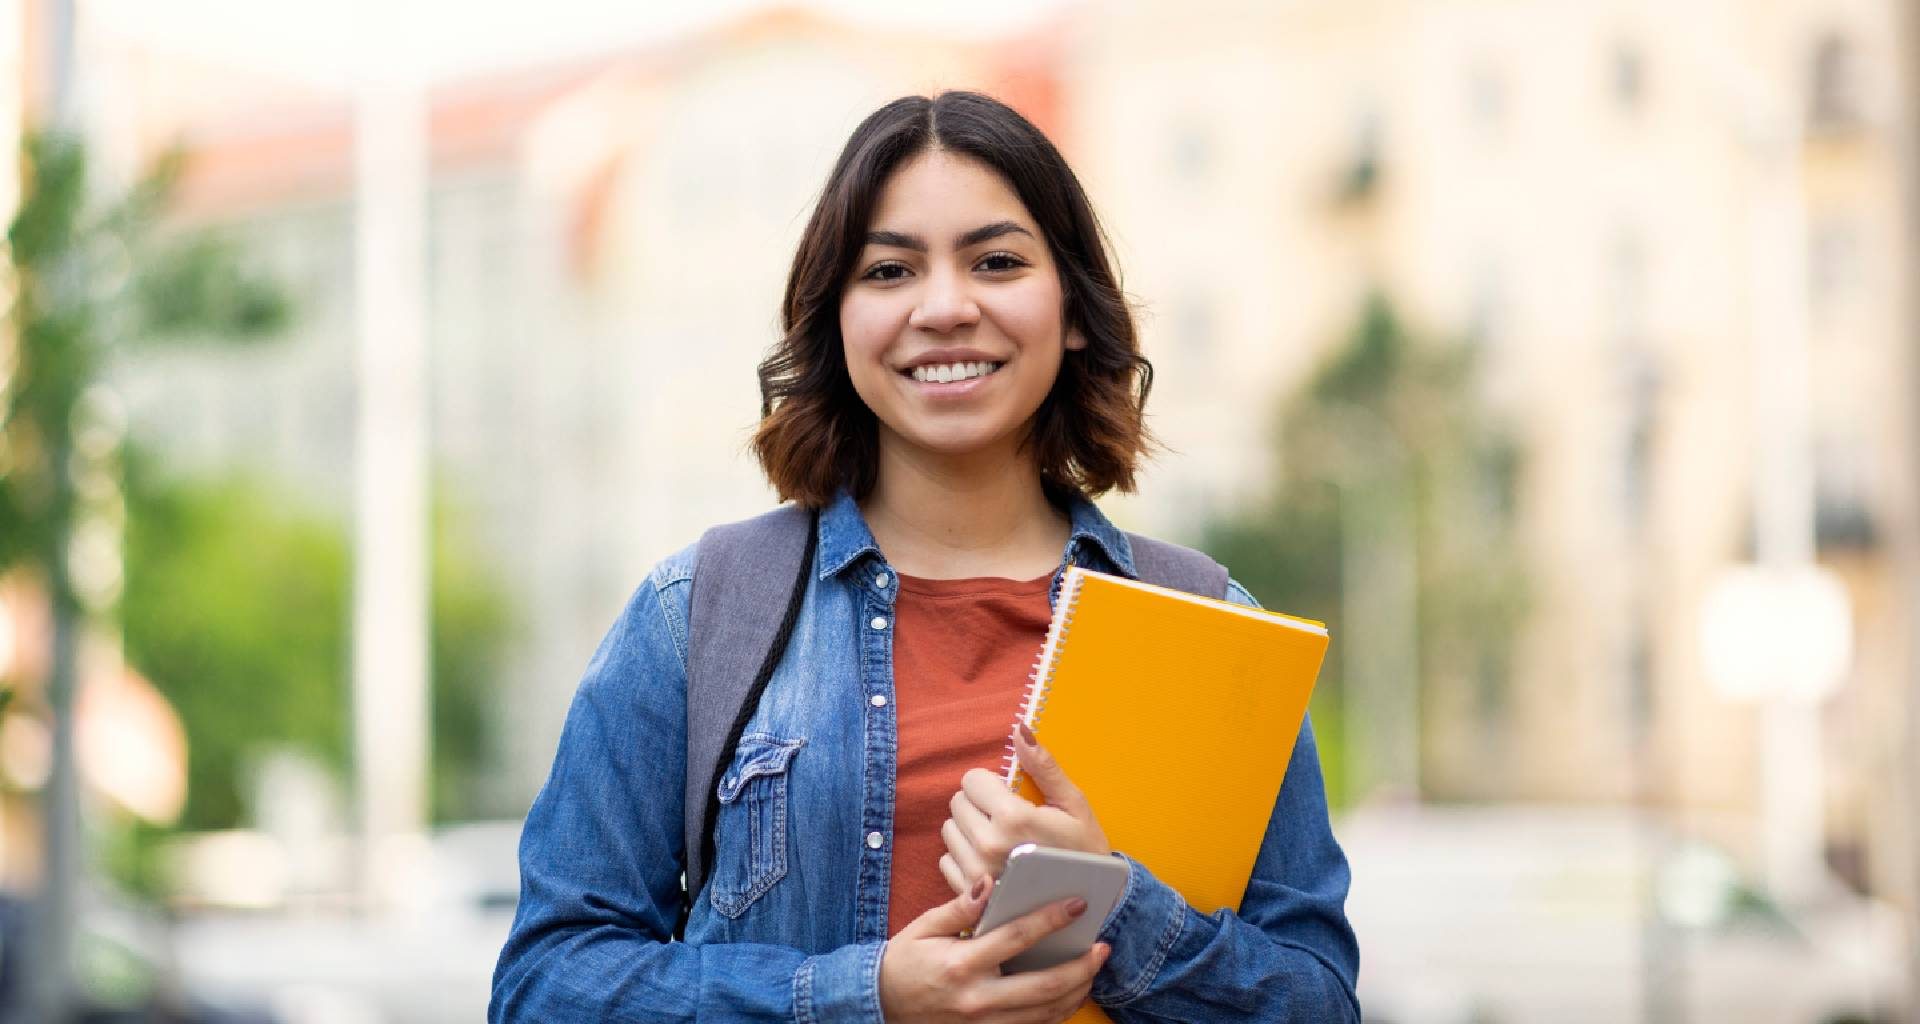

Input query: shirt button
[870,694,887,708]
[866,831,885,850]
[870,616,888,631]
[875,572,891,588]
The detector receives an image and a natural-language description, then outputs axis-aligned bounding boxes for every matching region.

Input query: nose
[907,267,980,334]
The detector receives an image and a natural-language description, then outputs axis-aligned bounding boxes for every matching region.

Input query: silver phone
[972,843,1129,973]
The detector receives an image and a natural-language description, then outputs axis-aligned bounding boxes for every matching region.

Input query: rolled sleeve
[792,940,887,1024]
[1093,852,1189,1004]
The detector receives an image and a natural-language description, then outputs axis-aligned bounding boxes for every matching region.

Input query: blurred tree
[119,459,348,831]
[1199,292,1527,808]
[3,128,292,1019]
[118,455,515,833]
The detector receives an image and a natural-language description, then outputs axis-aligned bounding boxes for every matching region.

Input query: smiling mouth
[903,360,1005,384]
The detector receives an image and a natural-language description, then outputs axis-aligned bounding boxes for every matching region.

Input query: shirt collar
[816,490,884,580]
[813,487,1138,581]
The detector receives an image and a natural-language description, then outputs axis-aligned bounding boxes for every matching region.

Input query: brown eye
[861,262,912,282]
[977,253,1027,273]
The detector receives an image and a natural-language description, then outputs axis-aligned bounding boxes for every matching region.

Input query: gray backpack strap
[683,503,815,922]
[1125,531,1230,600]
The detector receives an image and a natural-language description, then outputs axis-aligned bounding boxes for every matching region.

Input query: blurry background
[0,0,1915,1021]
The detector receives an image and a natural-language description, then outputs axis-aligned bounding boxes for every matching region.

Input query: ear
[1064,326,1089,352]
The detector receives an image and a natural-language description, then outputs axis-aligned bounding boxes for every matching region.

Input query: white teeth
[910,361,1002,383]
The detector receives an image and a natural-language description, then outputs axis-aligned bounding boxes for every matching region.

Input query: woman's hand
[939,723,1110,895]
[879,875,1109,1023]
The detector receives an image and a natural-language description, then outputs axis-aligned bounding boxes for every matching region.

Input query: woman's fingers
[949,786,996,848]
[937,851,970,896]
[964,895,1088,973]
[976,941,1109,1019]
[1012,724,1093,818]
[960,766,1032,820]
[942,813,993,883]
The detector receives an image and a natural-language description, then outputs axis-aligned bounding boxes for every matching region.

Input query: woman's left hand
[940,723,1111,895]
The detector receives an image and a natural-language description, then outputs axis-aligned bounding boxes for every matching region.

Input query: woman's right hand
[878,875,1109,1023]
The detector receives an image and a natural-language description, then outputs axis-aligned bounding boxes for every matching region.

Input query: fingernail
[1018,722,1036,745]
[970,875,990,901]
[1066,897,1087,917]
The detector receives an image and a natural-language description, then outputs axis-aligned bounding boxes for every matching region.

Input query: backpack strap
[682,503,816,928]
[1124,531,1230,600]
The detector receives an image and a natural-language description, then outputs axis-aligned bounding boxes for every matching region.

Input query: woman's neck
[860,441,1071,581]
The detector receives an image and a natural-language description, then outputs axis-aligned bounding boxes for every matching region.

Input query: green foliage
[1196,291,1528,807]
[426,491,517,822]
[119,454,516,831]
[1,130,294,584]
[2,133,92,579]
[120,457,349,829]
[133,234,292,342]
[1201,481,1349,803]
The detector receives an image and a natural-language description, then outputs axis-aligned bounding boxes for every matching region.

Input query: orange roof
[159,5,1070,220]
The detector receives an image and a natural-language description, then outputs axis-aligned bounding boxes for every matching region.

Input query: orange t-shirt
[886,571,1053,936]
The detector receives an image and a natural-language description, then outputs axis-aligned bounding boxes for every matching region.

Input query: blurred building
[91,0,1916,928]
[1071,0,1916,918]
[98,7,1064,816]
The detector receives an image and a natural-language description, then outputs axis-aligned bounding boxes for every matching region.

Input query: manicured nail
[1066,897,1087,917]
[970,875,990,901]
[1018,722,1036,745]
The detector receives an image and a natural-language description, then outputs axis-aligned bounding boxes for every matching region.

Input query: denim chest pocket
[708,734,805,919]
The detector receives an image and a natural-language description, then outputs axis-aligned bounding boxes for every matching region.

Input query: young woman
[491,91,1359,1023]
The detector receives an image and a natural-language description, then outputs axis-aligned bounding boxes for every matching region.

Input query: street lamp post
[1694,63,1852,907]
[351,44,431,913]
[26,1,80,1020]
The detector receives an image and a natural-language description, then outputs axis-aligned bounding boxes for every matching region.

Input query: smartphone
[972,843,1129,973]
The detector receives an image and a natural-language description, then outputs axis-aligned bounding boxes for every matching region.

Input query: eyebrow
[864,220,1035,252]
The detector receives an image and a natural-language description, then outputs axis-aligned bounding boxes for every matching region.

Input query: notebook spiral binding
[1001,567,1086,788]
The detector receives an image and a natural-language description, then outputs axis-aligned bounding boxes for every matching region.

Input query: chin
[894,424,1027,460]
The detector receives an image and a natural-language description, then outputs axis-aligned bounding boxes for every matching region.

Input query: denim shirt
[491,491,1360,1023]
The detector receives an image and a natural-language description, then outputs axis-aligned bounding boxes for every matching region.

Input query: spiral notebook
[1003,566,1327,1020]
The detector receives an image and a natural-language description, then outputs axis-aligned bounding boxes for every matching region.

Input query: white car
[1340,804,1910,1024]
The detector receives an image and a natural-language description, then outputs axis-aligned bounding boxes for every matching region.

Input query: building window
[1814,429,1876,549]
[1620,619,1655,742]
[1169,116,1214,182]
[1337,103,1383,202]
[1809,218,1860,319]
[1618,350,1659,537]
[1611,41,1646,112]
[1606,228,1649,347]
[1468,61,1507,133]
[1606,227,1657,535]
[1467,258,1505,350]
[1809,32,1864,131]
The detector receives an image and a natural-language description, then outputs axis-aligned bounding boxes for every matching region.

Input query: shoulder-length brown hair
[752,90,1154,508]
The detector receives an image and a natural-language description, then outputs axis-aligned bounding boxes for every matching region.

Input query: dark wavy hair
[751,90,1154,507]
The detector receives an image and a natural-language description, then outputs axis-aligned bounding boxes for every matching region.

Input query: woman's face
[839,149,1083,468]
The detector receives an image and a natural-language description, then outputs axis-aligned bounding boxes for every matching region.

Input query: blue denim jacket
[491,491,1360,1022]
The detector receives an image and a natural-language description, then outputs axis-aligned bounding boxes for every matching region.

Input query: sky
[87,0,1077,89]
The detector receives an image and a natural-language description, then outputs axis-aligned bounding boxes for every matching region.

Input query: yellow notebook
[1003,566,1328,1022]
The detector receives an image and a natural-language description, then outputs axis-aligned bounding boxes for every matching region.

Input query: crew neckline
[893,570,1054,598]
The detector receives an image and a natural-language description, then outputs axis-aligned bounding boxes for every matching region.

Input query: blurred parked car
[1342,804,1910,1024]
[169,820,521,1024]
[0,888,282,1023]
